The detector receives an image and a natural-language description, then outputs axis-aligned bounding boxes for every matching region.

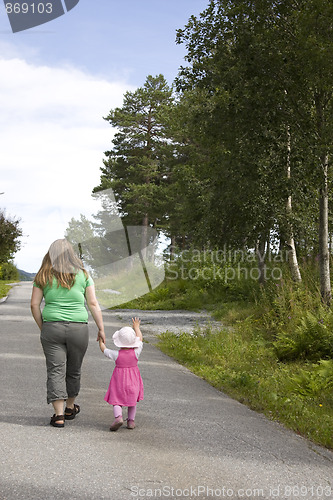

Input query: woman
[31,238,105,428]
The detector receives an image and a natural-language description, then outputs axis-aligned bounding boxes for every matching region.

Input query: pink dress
[104,348,144,406]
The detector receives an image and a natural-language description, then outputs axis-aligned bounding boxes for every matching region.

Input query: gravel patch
[102,308,223,341]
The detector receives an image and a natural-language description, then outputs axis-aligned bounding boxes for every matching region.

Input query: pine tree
[93,75,174,255]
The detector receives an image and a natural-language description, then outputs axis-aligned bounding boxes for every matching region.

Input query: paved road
[0,282,332,500]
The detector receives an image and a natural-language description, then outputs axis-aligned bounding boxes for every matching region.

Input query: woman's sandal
[64,404,80,420]
[50,414,65,428]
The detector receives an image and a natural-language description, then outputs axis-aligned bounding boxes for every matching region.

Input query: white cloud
[0,54,135,272]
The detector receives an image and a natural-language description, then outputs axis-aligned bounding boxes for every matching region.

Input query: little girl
[99,317,144,431]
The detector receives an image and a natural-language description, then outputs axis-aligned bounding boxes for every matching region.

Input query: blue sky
[0,0,208,272]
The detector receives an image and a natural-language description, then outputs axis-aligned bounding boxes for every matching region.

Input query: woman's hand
[96,329,106,343]
[99,337,106,352]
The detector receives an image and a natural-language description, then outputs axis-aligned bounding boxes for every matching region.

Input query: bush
[0,262,19,281]
[274,311,333,361]
[286,360,333,399]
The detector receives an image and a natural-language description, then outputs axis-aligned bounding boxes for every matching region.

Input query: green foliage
[168,0,333,309]
[157,326,333,449]
[118,248,265,311]
[93,74,174,232]
[0,262,19,281]
[0,210,22,263]
[274,311,333,361]
[0,280,12,299]
[253,262,322,334]
[117,278,209,311]
[286,360,333,400]
[166,248,263,299]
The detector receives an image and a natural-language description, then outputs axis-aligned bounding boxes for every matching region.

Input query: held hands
[99,337,106,353]
[96,329,105,343]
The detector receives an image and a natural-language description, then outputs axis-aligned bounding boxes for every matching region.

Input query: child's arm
[99,337,106,353]
[132,317,143,341]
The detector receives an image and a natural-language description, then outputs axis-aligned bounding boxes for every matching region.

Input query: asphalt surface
[0,282,332,500]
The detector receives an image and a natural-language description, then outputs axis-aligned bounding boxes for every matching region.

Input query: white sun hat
[112,326,141,348]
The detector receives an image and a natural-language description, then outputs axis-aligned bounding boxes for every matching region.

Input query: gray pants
[40,322,89,404]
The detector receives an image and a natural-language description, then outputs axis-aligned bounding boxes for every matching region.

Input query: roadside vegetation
[0,208,22,296]
[0,262,20,298]
[120,252,333,450]
[0,281,12,299]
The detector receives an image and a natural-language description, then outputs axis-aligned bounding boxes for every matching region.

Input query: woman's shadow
[0,413,109,430]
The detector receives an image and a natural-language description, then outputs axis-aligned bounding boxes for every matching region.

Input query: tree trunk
[170,235,176,260]
[319,154,331,306]
[141,213,149,260]
[256,232,268,285]
[285,125,302,282]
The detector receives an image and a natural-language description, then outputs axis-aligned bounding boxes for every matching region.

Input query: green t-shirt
[33,270,94,322]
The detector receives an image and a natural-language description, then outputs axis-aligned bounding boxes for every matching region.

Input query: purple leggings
[114,405,136,420]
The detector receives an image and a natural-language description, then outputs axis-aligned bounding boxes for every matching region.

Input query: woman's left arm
[30,286,44,331]
[85,285,106,342]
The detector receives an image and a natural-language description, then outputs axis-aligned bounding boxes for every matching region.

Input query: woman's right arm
[30,286,44,331]
[85,285,105,342]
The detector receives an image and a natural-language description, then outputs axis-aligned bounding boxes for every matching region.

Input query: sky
[0,0,209,273]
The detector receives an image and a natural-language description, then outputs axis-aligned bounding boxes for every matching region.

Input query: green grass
[110,272,253,312]
[157,325,333,449]
[113,279,209,310]
[0,280,13,299]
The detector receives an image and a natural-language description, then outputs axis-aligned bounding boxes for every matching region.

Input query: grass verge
[157,323,333,450]
[0,280,13,299]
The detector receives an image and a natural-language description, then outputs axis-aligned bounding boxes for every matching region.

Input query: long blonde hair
[34,239,88,289]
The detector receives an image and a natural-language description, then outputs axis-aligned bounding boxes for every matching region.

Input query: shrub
[286,360,333,399]
[0,262,19,281]
[274,311,333,361]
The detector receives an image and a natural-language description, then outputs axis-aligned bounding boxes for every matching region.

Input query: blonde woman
[31,239,105,428]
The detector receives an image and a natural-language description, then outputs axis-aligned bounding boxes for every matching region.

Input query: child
[99,317,144,431]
